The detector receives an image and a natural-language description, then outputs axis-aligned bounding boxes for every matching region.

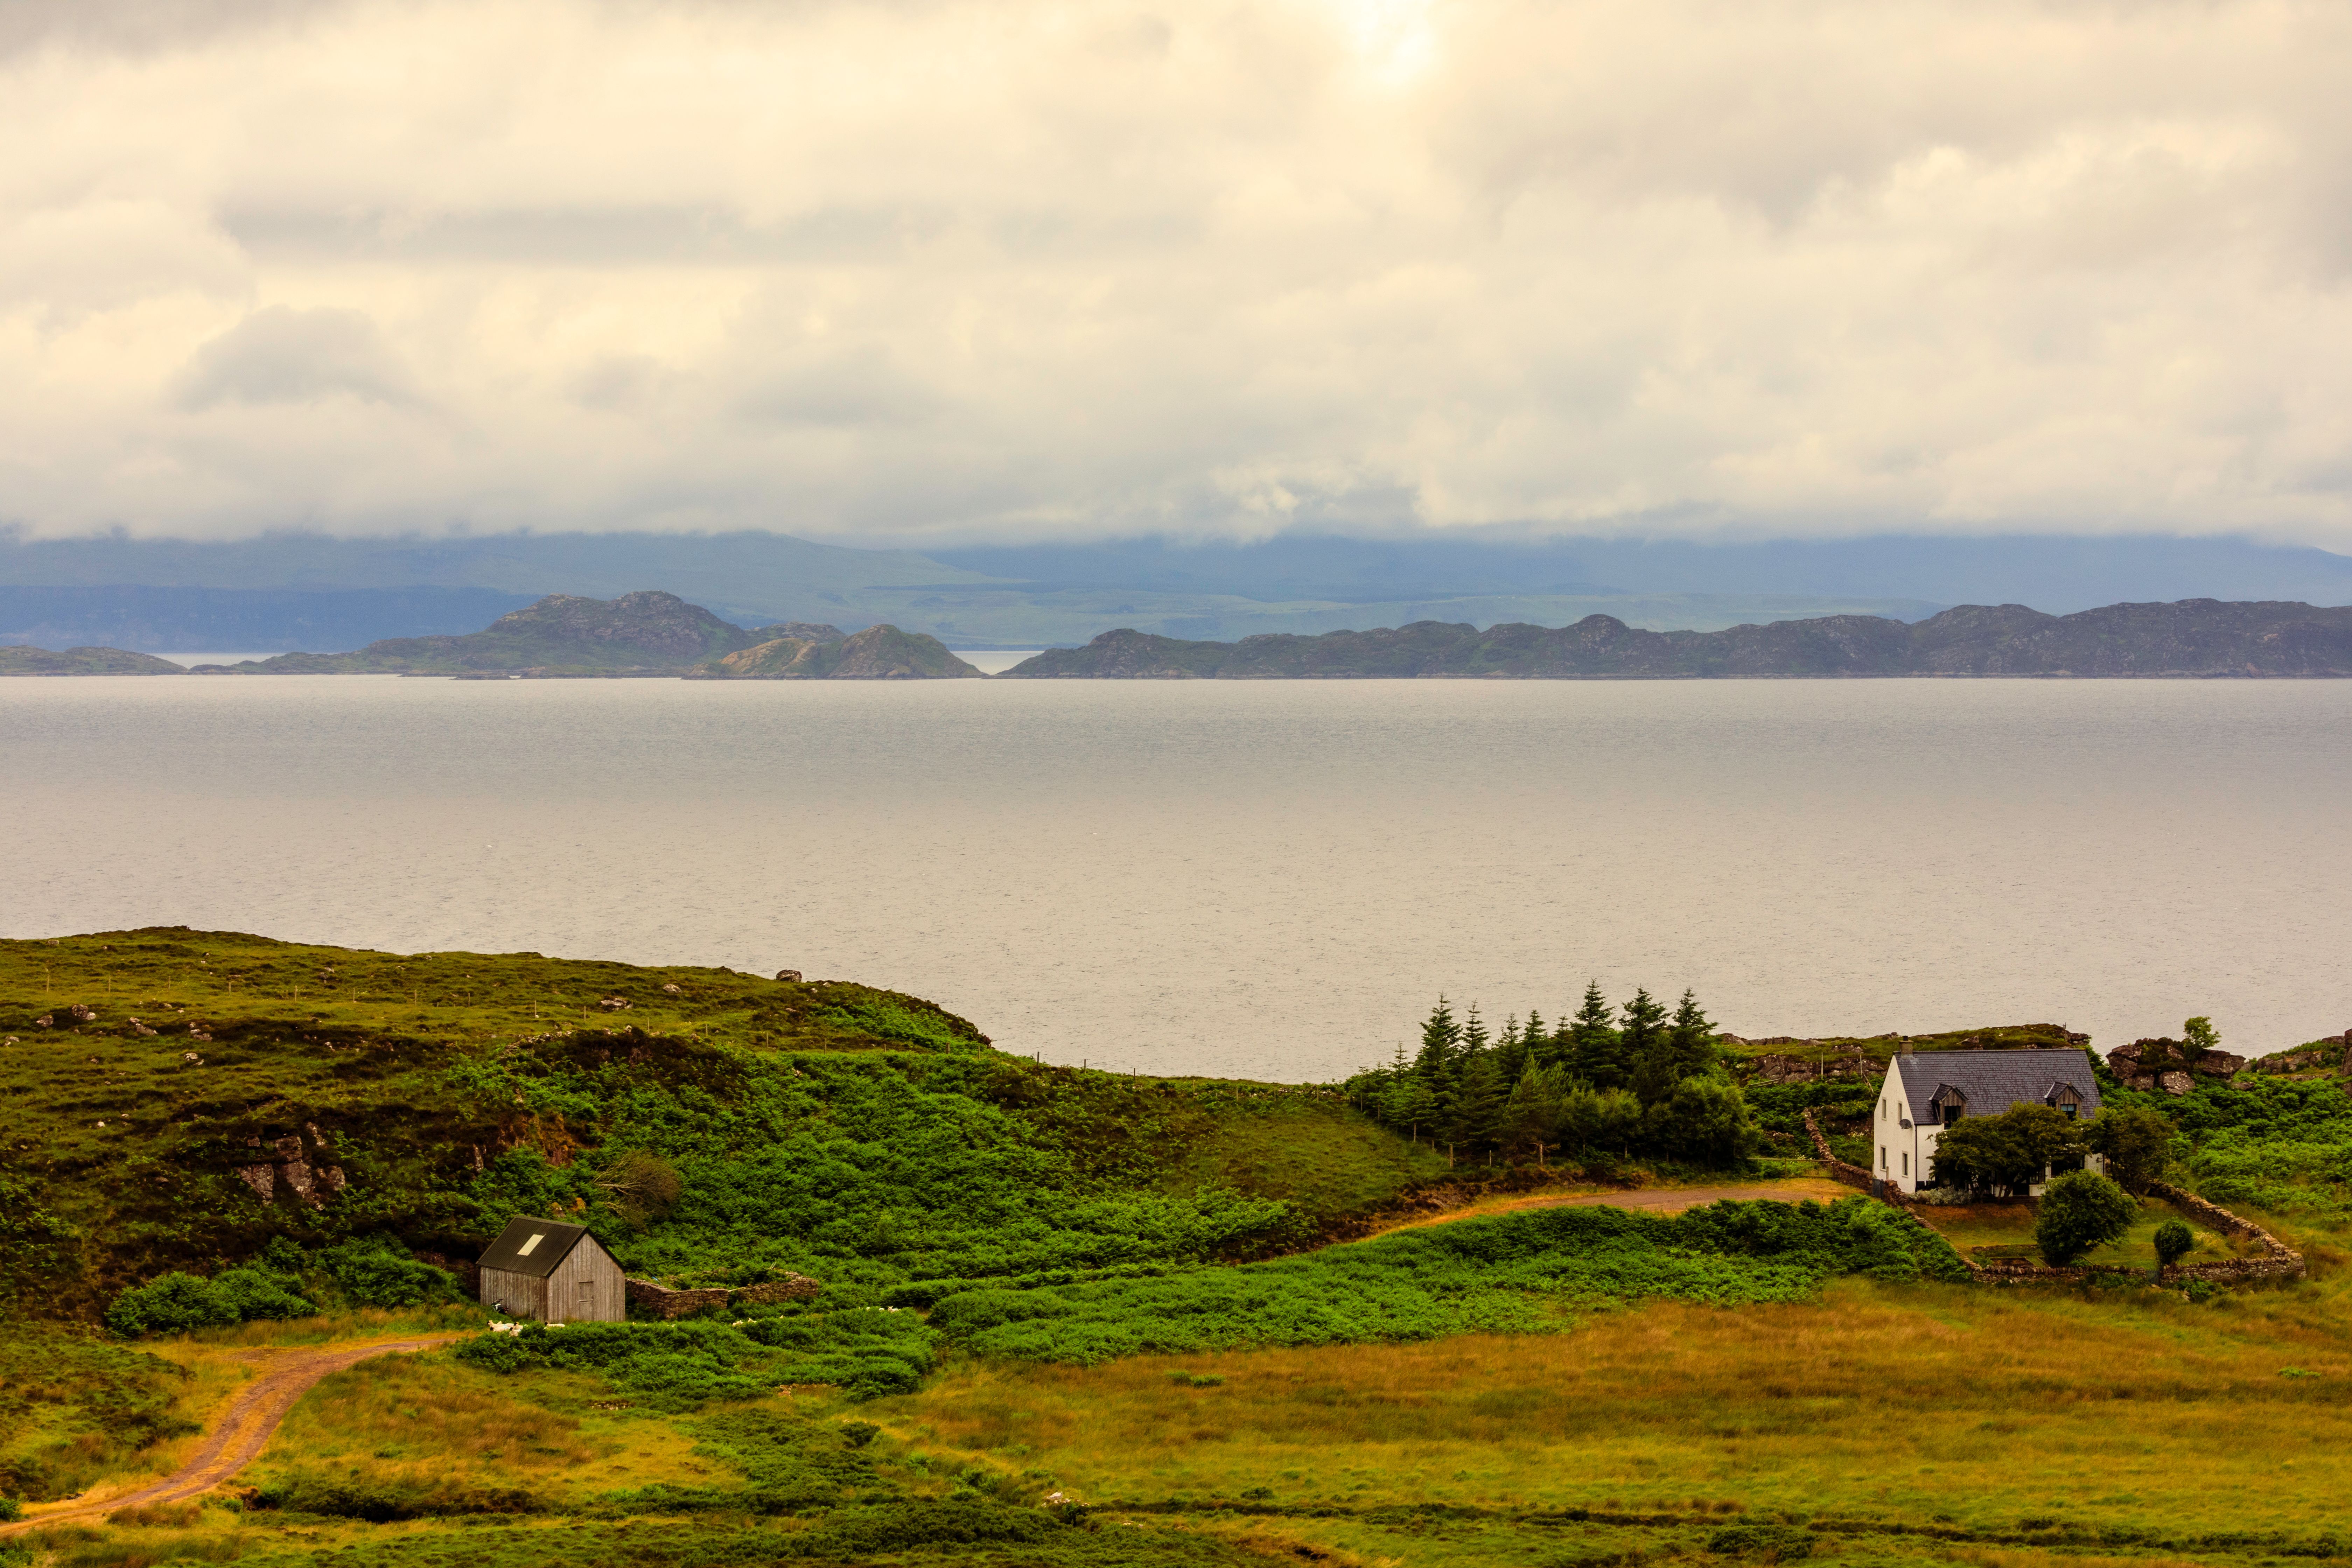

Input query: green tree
[1566,982,1625,1090]
[1558,1084,1644,1155]
[1645,1078,1763,1166]
[1463,1003,1491,1057]
[2035,1171,2137,1265]
[1930,1104,2086,1195]
[1449,1050,1509,1157]
[1502,1064,1570,1155]
[1494,1017,1531,1088]
[1618,987,1672,1104]
[2153,1218,2195,1272]
[1415,997,1462,1081]
[2088,1106,2173,1192]
[1522,1008,1553,1069]
[2181,1016,2220,1059]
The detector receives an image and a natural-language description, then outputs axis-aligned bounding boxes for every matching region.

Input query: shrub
[0,1497,20,1523]
[2153,1218,2196,1269]
[1934,1105,2086,1196]
[212,1267,316,1321]
[2035,1171,2138,1265]
[317,1238,457,1308]
[106,1273,237,1338]
[2090,1107,2175,1191]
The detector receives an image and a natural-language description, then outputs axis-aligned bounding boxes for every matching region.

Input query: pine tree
[1494,1018,1531,1089]
[1449,1049,1508,1156]
[1415,997,1462,1080]
[1567,981,1626,1091]
[1664,989,1717,1082]
[1620,987,1672,1105]
[1463,1003,1491,1056]
[1522,1009,1549,1067]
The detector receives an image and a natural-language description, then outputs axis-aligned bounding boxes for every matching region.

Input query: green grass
[0,929,1437,1320]
[926,1198,1967,1365]
[1914,1197,2243,1270]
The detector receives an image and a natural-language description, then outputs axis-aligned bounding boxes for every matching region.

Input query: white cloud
[0,0,2348,544]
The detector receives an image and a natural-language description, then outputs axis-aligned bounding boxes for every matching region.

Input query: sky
[4,0,2350,548]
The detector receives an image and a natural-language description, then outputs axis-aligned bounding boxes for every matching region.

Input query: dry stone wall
[624,1273,822,1320]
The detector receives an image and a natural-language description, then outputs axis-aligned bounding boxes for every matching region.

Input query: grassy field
[1911,1198,2247,1269]
[16,929,2352,1567]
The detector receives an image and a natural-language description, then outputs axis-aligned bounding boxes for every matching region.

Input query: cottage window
[1941,1105,1963,1126]
[1902,1152,1909,1176]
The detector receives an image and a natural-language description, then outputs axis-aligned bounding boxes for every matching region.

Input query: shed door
[578,1279,597,1317]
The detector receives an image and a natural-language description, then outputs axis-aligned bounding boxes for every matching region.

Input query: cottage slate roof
[1891,1049,2102,1120]
[477,1217,597,1279]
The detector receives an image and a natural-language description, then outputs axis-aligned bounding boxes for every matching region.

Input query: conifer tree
[1494,1018,1531,1090]
[1567,981,1626,1091]
[1415,997,1461,1079]
[1463,1003,1491,1057]
[1619,987,1672,1105]
[1523,1009,1549,1067]
[1664,989,1717,1082]
[1450,1049,1508,1156]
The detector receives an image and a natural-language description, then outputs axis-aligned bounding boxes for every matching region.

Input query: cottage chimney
[1900,1043,1914,1056]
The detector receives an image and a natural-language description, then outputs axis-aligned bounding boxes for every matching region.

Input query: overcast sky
[3,0,2348,547]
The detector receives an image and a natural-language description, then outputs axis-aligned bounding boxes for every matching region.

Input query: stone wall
[1801,1108,1917,1207]
[624,1273,822,1320]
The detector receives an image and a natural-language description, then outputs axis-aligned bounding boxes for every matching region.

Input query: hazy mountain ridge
[1005,599,2352,678]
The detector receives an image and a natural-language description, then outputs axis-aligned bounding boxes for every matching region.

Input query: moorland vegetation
[11,930,2352,1568]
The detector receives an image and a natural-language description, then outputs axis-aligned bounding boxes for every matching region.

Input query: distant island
[0,591,981,679]
[9,592,2350,678]
[1003,598,2352,678]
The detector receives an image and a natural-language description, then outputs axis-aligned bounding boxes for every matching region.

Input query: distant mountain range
[10,527,2348,651]
[9,591,2350,680]
[1004,600,2352,679]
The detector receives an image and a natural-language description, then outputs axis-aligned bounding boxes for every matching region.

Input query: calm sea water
[4,677,2347,1081]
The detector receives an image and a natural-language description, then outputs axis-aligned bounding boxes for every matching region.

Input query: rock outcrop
[2107,1037,2248,1093]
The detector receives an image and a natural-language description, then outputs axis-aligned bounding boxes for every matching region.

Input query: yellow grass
[873,1271,2352,1547]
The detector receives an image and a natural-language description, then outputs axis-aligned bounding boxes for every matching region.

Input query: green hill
[198,591,765,675]
[0,929,1429,1321]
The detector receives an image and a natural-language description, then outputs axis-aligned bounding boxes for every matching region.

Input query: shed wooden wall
[479,1265,546,1321]
[548,1237,626,1323]
[479,1239,626,1322]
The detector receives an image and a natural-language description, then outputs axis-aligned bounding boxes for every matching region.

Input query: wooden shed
[477,1217,626,1323]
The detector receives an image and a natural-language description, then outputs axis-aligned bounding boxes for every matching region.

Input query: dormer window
[1930,1085,1967,1127]
[2046,1083,2084,1121]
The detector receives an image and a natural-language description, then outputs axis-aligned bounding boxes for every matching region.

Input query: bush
[212,1267,316,1321]
[0,1497,20,1523]
[2154,1218,2196,1269]
[317,1237,457,1308]
[2035,1171,2138,1265]
[2090,1107,2175,1191]
[106,1272,238,1337]
[1934,1105,2086,1196]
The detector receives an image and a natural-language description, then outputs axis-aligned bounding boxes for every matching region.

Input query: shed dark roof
[1892,1049,2102,1120]
[477,1217,601,1278]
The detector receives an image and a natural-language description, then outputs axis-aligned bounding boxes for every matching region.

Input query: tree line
[1344,985,1762,1167]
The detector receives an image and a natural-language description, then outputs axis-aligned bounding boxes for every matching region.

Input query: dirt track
[0,1335,462,1539]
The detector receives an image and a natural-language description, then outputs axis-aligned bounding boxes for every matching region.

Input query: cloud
[173,306,419,408]
[0,0,2348,545]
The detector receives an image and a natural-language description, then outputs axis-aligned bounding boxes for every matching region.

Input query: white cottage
[1874,1047,2105,1195]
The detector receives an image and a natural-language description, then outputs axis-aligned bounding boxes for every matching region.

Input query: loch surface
[4,677,2347,1080]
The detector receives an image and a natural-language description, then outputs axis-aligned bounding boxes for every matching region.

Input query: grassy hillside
[0,928,1442,1321]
